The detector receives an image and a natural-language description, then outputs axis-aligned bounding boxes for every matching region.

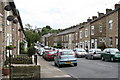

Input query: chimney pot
[83,22,87,25]
[87,18,92,22]
[92,16,97,20]
[98,12,104,17]
[106,9,112,14]
[115,4,120,9]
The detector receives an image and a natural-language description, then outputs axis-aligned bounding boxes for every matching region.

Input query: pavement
[0,55,3,80]
[37,54,72,79]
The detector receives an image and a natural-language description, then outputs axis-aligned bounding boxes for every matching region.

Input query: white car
[73,48,87,58]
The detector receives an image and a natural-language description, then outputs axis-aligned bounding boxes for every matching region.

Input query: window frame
[91,26,94,35]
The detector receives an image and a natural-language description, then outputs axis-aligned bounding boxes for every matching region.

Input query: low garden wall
[3,54,40,79]
[11,65,40,79]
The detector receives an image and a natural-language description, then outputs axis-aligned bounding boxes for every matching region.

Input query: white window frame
[80,31,82,39]
[108,20,113,29]
[76,32,78,40]
[99,24,102,32]
[85,28,88,37]
[91,26,94,35]
[6,11,10,26]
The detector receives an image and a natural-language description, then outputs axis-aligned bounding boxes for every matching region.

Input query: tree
[25,30,40,47]
[57,41,62,48]
[46,25,52,30]
[25,24,32,30]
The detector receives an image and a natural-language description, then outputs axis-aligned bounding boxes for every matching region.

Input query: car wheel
[88,56,90,60]
[85,56,88,59]
[54,62,57,66]
[58,63,61,68]
[110,57,114,62]
[74,63,77,66]
[101,56,105,61]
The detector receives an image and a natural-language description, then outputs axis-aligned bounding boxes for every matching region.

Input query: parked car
[85,48,102,60]
[37,48,45,56]
[54,49,77,68]
[101,48,120,61]
[42,50,57,60]
[73,48,87,57]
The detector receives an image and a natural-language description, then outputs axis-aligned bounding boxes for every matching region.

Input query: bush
[5,55,32,64]
[28,46,36,56]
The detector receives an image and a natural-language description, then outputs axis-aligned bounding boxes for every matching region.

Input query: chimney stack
[92,16,97,20]
[79,23,83,26]
[87,18,92,22]
[115,4,120,9]
[98,12,104,17]
[106,9,112,14]
[83,22,87,25]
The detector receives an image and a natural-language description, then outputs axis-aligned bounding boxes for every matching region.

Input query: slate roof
[57,26,80,36]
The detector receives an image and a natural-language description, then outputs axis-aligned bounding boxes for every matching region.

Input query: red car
[43,51,57,60]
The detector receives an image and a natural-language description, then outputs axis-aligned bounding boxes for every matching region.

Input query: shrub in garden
[28,46,36,56]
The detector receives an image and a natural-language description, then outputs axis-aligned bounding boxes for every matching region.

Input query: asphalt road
[48,58,119,79]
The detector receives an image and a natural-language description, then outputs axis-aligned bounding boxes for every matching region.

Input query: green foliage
[46,25,52,30]
[6,45,16,50]
[25,24,32,30]
[56,41,62,48]
[41,25,61,35]
[25,30,40,47]
[28,46,36,56]
[24,24,62,47]
[5,55,32,64]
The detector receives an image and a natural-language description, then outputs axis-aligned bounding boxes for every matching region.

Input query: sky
[14,0,120,29]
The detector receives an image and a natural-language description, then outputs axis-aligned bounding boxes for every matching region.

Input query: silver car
[54,49,77,68]
[85,49,102,60]
[73,48,87,57]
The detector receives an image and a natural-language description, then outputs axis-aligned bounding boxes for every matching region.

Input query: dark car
[43,50,57,60]
[101,48,120,61]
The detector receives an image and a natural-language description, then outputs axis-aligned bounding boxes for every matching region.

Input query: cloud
[14,0,120,29]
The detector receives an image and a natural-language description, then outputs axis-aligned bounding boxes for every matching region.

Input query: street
[45,58,119,79]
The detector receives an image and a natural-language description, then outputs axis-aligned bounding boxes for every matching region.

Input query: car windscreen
[109,49,119,53]
[95,49,101,52]
[76,49,86,52]
[61,51,74,55]
[39,49,44,51]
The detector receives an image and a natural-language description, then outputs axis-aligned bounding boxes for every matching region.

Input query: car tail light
[58,52,62,59]
[74,53,77,58]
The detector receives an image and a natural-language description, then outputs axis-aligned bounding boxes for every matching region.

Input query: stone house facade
[0,1,26,77]
[42,4,120,50]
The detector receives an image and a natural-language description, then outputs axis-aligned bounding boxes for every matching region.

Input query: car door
[104,49,110,60]
[88,49,92,58]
